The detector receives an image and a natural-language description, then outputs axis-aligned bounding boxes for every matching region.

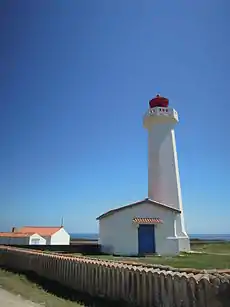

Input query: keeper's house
[97,198,182,256]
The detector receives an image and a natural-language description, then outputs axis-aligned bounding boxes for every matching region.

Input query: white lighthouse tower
[143,94,190,252]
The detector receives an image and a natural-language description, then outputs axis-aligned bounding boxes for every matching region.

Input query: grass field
[191,242,230,254]
[0,268,83,307]
[70,243,230,270]
[85,253,230,270]
[0,268,121,307]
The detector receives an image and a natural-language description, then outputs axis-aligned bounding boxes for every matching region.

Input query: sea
[70,233,230,241]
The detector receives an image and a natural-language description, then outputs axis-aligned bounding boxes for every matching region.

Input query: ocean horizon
[70,233,230,241]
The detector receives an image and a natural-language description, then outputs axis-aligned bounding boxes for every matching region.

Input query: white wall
[29,234,46,245]
[50,228,70,245]
[0,234,47,245]
[0,236,29,245]
[38,228,70,245]
[99,201,179,256]
[143,107,190,252]
[0,230,70,246]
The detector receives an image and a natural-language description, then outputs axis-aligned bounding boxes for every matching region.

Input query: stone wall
[0,246,230,306]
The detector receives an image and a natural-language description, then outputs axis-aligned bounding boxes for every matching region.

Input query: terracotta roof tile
[16,226,63,236]
[132,217,163,224]
[0,232,35,238]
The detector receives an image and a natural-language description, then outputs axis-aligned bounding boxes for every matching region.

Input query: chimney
[12,227,16,232]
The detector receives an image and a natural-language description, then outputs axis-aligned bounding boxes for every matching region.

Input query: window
[31,238,40,245]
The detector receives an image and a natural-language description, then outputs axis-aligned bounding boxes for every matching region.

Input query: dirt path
[0,288,41,307]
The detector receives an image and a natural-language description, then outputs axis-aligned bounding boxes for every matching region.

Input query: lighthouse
[143,94,190,252]
[97,94,190,256]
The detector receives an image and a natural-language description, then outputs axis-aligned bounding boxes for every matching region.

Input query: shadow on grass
[0,265,131,307]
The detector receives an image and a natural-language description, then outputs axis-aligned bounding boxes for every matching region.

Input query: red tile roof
[0,232,35,238]
[132,217,163,224]
[15,226,63,236]
[96,198,180,220]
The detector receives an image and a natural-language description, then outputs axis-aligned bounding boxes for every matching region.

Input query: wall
[144,108,189,241]
[147,123,180,210]
[0,246,229,307]
[0,236,29,245]
[99,202,178,256]
[0,235,46,245]
[50,228,70,245]
[8,243,101,254]
[29,234,46,245]
[41,236,51,245]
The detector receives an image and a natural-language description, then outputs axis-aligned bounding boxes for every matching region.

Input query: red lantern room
[149,94,169,109]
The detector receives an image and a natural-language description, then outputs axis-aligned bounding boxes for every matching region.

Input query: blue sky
[0,0,229,234]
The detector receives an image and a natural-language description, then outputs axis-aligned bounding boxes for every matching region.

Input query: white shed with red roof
[13,226,70,245]
[0,232,46,245]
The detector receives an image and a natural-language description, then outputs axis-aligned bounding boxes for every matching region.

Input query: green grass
[69,243,230,270]
[0,268,121,307]
[0,268,84,307]
[82,254,230,270]
[191,242,230,254]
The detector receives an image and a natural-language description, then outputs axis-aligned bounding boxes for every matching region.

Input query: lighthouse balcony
[144,107,178,122]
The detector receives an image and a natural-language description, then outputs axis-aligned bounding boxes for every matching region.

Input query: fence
[7,243,101,254]
[0,246,230,307]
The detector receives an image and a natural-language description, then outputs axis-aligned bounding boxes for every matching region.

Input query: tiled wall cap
[192,273,206,281]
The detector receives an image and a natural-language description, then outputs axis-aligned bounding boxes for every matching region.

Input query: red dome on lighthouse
[149,94,169,108]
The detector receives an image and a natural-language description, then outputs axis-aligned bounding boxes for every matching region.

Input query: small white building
[0,232,46,245]
[14,226,70,245]
[97,94,190,256]
[97,198,185,256]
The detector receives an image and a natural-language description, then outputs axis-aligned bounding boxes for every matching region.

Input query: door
[138,224,155,254]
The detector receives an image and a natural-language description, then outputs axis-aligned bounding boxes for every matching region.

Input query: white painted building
[97,95,190,256]
[15,226,70,245]
[0,232,46,245]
